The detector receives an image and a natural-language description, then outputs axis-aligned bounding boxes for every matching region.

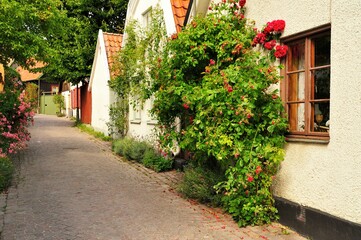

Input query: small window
[282,26,331,140]
[142,8,152,28]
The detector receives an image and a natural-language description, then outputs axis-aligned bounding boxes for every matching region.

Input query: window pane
[312,68,330,99]
[287,41,305,71]
[311,102,330,132]
[288,72,305,101]
[314,35,331,67]
[288,103,305,132]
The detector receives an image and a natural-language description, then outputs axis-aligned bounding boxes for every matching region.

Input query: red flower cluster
[252,19,288,58]
[255,166,262,175]
[224,81,233,93]
[264,40,276,50]
[274,45,288,58]
[252,32,266,46]
[247,175,254,182]
[239,0,246,8]
[263,20,286,34]
[182,103,190,109]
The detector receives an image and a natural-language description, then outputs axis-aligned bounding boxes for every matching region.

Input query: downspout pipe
[183,0,194,28]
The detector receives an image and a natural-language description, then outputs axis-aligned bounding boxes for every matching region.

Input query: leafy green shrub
[112,137,151,162]
[150,1,288,226]
[177,163,225,206]
[0,157,14,191]
[112,137,133,156]
[127,140,150,162]
[142,148,173,172]
[53,94,65,116]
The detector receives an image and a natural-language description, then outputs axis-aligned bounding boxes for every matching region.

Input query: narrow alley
[0,115,305,240]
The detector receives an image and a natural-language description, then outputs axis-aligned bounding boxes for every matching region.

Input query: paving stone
[0,115,307,240]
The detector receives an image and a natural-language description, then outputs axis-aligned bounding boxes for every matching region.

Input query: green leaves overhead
[0,0,129,84]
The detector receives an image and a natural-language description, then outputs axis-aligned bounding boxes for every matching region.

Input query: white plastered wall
[246,0,361,224]
[89,30,113,136]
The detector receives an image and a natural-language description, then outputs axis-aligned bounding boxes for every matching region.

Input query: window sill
[286,135,329,144]
[130,120,141,125]
[147,120,158,125]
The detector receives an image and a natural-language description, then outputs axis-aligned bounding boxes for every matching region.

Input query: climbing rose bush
[150,0,289,226]
[0,77,34,157]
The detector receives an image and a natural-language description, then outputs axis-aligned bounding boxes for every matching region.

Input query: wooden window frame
[281,25,331,142]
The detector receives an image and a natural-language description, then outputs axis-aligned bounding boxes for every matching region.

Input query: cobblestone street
[0,115,306,240]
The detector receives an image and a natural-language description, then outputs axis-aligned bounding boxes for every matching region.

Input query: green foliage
[107,100,128,137]
[0,157,14,191]
[150,1,288,226]
[109,6,167,133]
[112,137,149,162]
[0,0,67,65]
[53,94,65,115]
[76,123,112,141]
[142,148,173,172]
[112,137,173,172]
[177,163,225,206]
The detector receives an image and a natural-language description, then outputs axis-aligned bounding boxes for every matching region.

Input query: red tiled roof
[17,61,45,82]
[171,0,190,33]
[103,32,123,70]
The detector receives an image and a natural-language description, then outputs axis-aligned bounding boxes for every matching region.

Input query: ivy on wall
[108,6,167,137]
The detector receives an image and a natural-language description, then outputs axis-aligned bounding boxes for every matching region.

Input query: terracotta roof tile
[17,61,45,82]
[171,0,190,33]
[103,32,123,71]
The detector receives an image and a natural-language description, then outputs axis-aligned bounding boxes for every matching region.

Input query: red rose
[264,40,276,50]
[274,45,288,58]
[182,103,189,109]
[255,166,262,175]
[263,23,273,34]
[239,0,246,8]
[247,175,254,182]
[252,32,266,46]
[209,59,216,65]
[273,20,285,32]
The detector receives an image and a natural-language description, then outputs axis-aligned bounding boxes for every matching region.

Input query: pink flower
[209,59,216,65]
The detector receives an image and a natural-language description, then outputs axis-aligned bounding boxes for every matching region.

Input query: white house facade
[243,1,361,239]
[88,30,122,135]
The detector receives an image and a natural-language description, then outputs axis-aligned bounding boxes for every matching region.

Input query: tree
[0,0,67,66]
[41,0,129,84]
